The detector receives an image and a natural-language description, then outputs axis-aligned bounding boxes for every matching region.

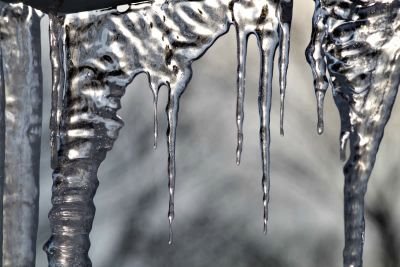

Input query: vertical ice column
[0,3,43,266]
[44,13,127,266]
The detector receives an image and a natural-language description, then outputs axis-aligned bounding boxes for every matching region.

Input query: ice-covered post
[0,2,43,266]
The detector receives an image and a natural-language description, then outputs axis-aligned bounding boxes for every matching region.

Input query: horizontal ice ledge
[2,0,147,13]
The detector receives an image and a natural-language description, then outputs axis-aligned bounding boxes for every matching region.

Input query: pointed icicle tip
[278,22,291,138]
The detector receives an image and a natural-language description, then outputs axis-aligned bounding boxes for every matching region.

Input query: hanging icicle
[306,1,400,267]
[0,2,43,266]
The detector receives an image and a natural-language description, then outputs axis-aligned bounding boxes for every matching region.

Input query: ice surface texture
[306,1,400,267]
[0,3,43,266]
[43,0,292,265]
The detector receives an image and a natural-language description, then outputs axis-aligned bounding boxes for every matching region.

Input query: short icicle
[235,30,248,165]
[153,92,159,149]
[305,0,329,135]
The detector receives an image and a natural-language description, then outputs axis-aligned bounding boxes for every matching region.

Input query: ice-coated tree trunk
[0,2,43,266]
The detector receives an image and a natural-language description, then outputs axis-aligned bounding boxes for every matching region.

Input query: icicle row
[235,30,248,165]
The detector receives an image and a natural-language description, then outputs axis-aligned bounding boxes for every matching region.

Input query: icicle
[235,30,248,165]
[166,89,178,245]
[165,74,190,244]
[153,95,159,149]
[307,1,400,267]
[305,0,329,135]
[278,0,293,136]
[49,14,65,169]
[232,0,291,234]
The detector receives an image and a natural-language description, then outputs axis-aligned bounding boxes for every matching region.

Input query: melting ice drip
[44,0,293,265]
[306,0,400,267]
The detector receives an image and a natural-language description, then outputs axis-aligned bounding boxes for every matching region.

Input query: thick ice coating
[45,1,293,265]
[306,1,400,267]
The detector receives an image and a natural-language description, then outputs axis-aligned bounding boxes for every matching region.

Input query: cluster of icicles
[0,0,399,267]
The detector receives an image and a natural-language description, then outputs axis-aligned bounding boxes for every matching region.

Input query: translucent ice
[0,3,43,266]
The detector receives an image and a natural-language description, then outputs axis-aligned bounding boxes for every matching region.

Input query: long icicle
[0,4,6,263]
[235,30,248,165]
[257,35,278,234]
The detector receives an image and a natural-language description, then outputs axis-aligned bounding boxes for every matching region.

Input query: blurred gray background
[35,1,400,266]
